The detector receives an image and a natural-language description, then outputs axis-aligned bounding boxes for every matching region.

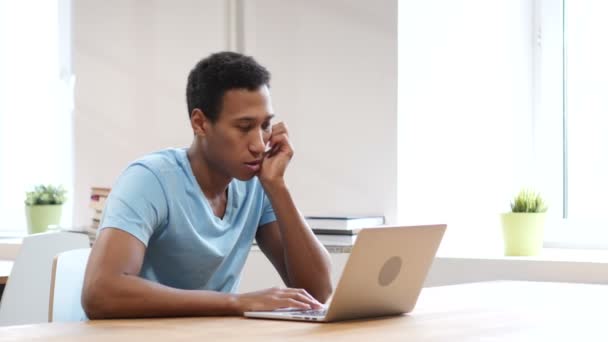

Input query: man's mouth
[244,160,261,172]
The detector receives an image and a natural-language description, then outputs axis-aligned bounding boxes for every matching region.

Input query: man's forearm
[83,274,239,319]
[264,181,333,302]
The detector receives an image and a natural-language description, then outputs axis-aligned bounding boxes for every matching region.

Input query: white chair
[48,248,91,322]
[0,232,90,326]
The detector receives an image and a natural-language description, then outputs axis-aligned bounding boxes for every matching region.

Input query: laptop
[244,224,446,322]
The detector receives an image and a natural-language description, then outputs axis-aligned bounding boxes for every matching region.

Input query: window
[564,1,608,220]
[542,0,608,248]
[398,1,536,253]
[398,0,608,252]
[0,0,73,232]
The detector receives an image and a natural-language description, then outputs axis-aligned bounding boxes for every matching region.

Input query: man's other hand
[234,286,324,314]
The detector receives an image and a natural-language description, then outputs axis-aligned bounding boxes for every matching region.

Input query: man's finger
[266,133,293,158]
[269,133,289,148]
[284,298,311,310]
[271,122,288,137]
[287,288,322,306]
[289,293,318,306]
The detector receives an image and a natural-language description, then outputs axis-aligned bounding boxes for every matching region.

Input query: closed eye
[234,115,273,132]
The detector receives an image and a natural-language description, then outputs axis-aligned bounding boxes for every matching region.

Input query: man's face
[202,85,274,181]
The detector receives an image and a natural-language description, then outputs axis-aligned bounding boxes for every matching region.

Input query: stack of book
[306,216,385,246]
[87,187,111,244]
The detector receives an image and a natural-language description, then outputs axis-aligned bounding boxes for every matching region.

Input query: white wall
[243,0,398,222]
[426,256,608,287]
[72,0,398,226]
[72,0,227,225]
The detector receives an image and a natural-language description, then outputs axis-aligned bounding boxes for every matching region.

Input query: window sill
[436,247,608,263]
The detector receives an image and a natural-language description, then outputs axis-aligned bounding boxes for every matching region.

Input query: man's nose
[250,129,267,154]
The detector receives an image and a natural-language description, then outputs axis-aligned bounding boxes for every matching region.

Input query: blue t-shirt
[99,148,276,293]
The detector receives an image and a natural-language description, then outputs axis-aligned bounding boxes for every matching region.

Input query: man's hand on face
[259,122,293,188]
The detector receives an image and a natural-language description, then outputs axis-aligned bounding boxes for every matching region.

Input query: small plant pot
[500,212,546,256]
[25,204,63,234]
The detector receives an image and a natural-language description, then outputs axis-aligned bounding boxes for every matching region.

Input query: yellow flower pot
[500,212,546,256]
[25,204,63,234]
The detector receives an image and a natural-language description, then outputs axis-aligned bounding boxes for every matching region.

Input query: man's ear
[190,108,210,136]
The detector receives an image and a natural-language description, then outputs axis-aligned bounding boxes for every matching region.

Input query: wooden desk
[0,281,606,341]
[0,260,12,285]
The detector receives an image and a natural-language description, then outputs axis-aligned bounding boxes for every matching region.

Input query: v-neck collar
[179,148,234,224]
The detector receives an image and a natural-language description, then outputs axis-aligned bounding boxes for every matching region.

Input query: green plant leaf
[24,184,68,206]
[510,189,548,213]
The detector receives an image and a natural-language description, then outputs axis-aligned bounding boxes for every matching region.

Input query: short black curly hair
[186,51,271,122]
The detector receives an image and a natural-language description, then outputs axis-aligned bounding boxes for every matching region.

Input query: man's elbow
[82,279,115,319]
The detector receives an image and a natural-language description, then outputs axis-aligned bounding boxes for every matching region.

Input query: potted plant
[24,185,67,234]
[501,189,548,256]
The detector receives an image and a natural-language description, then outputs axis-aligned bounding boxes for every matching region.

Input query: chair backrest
[48,248,91,322]
[0,232,90,326]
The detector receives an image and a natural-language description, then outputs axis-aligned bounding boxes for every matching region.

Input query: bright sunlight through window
[0,1,73,232]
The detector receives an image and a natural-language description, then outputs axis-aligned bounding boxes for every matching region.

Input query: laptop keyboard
[289,309,327,316]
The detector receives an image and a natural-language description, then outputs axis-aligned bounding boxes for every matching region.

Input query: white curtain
[0,0,73,232]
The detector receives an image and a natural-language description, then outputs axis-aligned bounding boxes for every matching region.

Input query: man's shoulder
[130,148,186,174]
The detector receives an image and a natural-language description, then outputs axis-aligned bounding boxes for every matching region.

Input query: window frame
[538,0,608,249]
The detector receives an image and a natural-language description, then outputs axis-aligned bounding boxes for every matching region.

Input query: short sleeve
[258,192,277,227]
[99,164,168,246]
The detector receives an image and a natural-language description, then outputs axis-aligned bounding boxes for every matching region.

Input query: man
[82,52,333,318]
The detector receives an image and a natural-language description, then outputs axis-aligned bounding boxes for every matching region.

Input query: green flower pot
[501,213,546,256]
[25,204,63,234]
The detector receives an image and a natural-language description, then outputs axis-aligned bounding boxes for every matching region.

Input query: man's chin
[233,172,258,182]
